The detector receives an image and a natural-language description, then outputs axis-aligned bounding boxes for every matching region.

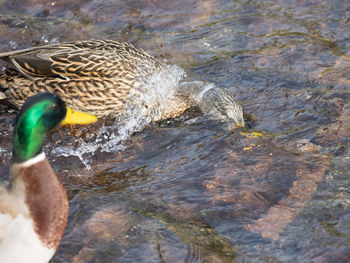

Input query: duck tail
[0,67,23,100]
[0,90,5,99]
[0,71,8,99]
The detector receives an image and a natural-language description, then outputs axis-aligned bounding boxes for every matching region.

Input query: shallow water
[1,0,350,262]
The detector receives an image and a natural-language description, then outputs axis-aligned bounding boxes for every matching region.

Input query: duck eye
[50,103,59,111]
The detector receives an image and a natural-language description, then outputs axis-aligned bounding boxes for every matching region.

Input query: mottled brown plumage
[0,40,244,127]
[0,40,164,118]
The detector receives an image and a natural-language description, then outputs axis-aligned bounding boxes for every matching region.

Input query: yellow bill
[239,131,263,138]
[61,107,98,125]
[236,120,245,128]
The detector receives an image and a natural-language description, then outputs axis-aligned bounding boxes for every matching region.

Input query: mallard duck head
[222,98,245,128]
[178,81,244,129]
[197,85,245,128]
[12,92,97,163]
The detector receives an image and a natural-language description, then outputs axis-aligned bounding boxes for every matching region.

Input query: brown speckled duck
[0,40,244,127]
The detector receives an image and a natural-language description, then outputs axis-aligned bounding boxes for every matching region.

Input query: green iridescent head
[12,93,98,163]
[12,93,67,163]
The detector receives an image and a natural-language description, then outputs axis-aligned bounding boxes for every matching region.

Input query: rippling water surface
[1,0,350,262]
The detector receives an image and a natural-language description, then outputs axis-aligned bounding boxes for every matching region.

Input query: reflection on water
[1,0,350,262]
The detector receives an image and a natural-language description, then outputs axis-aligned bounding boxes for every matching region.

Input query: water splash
[115,64,185,135]
[51,64,185,169]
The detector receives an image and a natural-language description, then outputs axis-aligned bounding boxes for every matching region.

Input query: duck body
[0,39,244,127]
[0,93,97,262]
[0,40,164,118]
[0,153,67,263]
